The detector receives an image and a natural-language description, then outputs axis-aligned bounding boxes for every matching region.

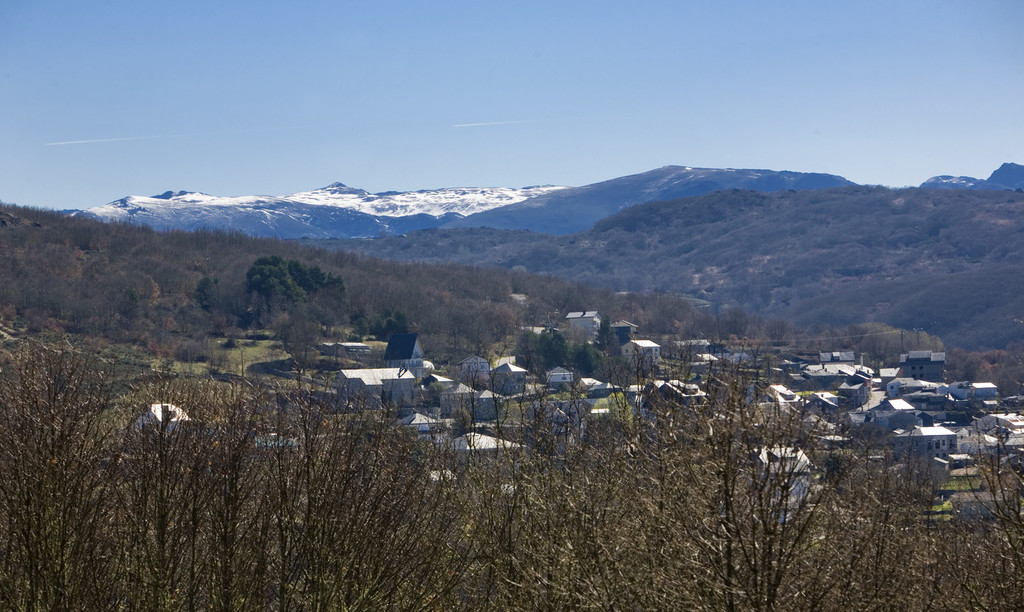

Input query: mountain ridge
[71,162,1023,239]
[73,165,856,238]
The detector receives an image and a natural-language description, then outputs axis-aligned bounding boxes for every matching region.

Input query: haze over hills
[74,166,853,238]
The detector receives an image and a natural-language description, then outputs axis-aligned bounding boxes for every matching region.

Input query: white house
[970,382,999,399]
[565,311,601,339]
[546,366,574,388]
[767,384,801,406]
[622,339,661,371]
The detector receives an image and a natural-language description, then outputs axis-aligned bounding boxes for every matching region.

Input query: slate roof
[819,351,855,363]
[384,333,420,361]
[900,351,946,363]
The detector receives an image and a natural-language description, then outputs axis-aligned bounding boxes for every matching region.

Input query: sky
[2,0,1022,210]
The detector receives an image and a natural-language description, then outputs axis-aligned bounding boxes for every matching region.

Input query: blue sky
[2,0,1022,209]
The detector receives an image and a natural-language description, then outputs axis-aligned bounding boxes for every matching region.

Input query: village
[294,309,1020,519]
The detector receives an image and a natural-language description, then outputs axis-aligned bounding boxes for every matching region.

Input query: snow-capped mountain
[75,183,569,239]
[920,175,987,189]
[287,183,566,217]
[73,166,862,238]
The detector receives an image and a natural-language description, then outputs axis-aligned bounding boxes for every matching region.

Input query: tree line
[2,343,1024,609]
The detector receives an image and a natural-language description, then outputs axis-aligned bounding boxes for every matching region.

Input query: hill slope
[326,186,1024,350]
[444,165,854,234]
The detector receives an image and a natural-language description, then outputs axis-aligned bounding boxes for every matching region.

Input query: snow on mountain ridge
[287,184,568,216]
[87,184,571,221]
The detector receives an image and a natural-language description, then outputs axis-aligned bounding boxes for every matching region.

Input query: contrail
[452,120,535,128]
[45,135,167,146]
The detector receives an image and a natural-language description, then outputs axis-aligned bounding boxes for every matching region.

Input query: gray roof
[383,333,420,361]
[900,351,946,363]
[820,351,855,363]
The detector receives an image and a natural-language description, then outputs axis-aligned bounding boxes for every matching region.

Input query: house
[471,390,504,421]
[807,391,840,414]
[838,374,871,408]
[335,368,416,407]
[878,367,900,385]
[611,320,638,346]
[971,382,999,400]
[941,381,973,401]
[383,333,427,378]
[134,403,190,432]
[440,383,475,418]
[492,362,527,395]
[887,377,940,399]
[565,311,601,339]
[956,428,1000,456]
[767,384,801,407]
[421,373,457,392]
[582,380,621,400]
[892,425,958,460]
[866,398,920,430]
[899,351,946,382]
[622,339,661,372]
[546,366,574,389]
[441,385,506,422]
[753,447,814,521]
[397,412,446,442]
[453,356,491,385]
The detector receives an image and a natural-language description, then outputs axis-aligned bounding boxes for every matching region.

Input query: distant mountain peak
[319,182,369,196]
[987,163,1024,188]
[152,190,197,199]
[921,162,1024,191]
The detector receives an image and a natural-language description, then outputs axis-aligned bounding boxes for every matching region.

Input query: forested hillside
[0,203,716,367]
[327,186,1024,350]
